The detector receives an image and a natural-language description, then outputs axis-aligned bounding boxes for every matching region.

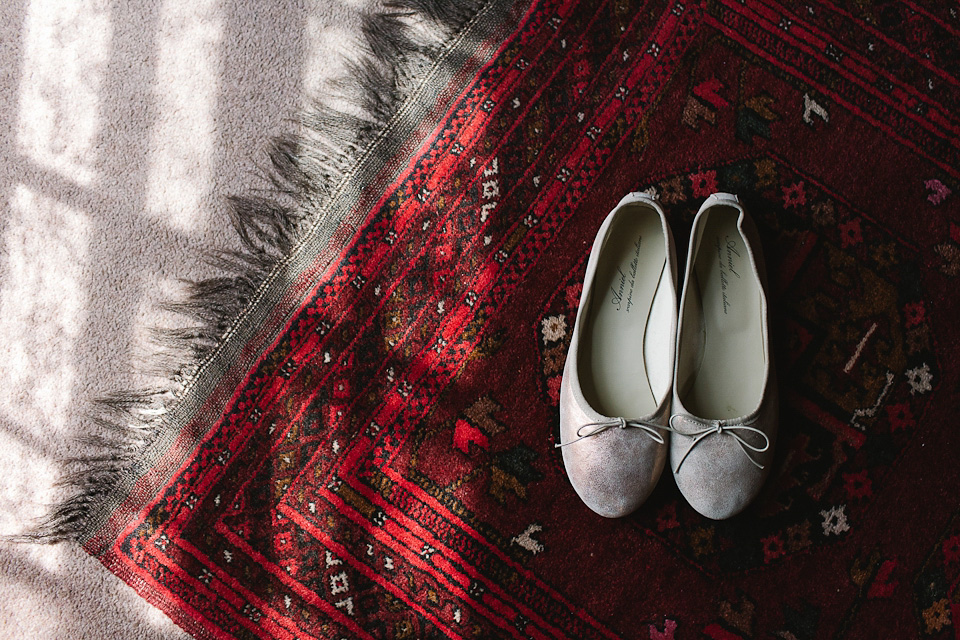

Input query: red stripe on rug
[705,7,960,180]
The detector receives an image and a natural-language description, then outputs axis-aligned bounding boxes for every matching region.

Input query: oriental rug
[46,0,960,638]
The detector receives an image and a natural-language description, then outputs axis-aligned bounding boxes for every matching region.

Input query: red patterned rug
[48,0,960,637]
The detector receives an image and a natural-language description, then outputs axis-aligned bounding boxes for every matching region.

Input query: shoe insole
[684,208,764,419]
[580,210,666,418]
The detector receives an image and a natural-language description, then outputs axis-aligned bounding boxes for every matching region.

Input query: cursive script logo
[715,235,742,315]
[725,237,742,278]
[610,235,643,312]
[625,236,641,312]
[611,267,626,310]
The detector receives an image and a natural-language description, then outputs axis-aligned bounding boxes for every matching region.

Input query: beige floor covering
[0,0,378,636]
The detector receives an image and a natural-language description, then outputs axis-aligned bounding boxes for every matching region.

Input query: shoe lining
[683,207,764,419]
[580,208,666,419]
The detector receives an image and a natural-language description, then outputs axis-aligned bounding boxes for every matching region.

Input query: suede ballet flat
[558,192,678,517]
[670,192,778,520]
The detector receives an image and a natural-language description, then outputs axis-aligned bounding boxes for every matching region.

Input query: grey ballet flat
[670,192,777,520]
[558,192,678,517]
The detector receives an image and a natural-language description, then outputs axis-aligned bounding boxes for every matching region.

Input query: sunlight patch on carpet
[17,0,112,186]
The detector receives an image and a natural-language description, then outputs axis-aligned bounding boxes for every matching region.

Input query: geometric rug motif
[914,508,960,638]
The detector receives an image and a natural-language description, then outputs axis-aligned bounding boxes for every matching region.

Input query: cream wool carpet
[0,1,378,636]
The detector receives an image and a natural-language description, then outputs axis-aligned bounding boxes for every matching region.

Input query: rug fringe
[26,0,493,544]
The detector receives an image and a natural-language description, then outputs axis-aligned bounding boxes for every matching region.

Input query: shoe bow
[556,416,666,448]
[669,414,770,471]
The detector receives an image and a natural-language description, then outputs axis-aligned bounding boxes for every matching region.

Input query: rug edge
[22,0,501,545]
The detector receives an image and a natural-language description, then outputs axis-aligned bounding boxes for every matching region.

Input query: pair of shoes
[558,192,777,520]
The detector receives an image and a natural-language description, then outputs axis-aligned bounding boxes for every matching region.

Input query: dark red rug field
[59,0,960,637]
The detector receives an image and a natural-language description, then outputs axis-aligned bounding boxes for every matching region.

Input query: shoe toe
[671,434,769,520]
[561,428,666,518]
